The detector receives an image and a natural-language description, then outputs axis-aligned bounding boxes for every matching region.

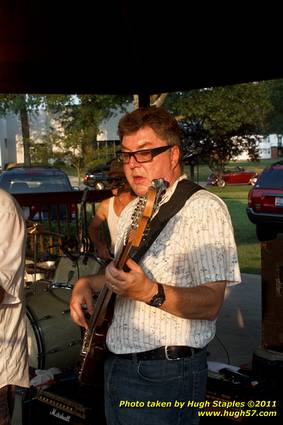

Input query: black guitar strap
[131,179,204,264]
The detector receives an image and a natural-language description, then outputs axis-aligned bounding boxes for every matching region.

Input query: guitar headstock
[129,178,168,248]
[114,178,168,269]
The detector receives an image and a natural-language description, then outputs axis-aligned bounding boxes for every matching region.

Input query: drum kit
[25,221,105,371]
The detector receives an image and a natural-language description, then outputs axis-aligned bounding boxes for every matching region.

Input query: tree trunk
[19,101,31,166]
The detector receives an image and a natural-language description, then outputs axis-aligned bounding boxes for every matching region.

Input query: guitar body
[77,179,168,386]
[78,290,115,387]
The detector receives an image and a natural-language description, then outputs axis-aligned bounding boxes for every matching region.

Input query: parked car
[0,166,76,219]
[83,170,110,190]
[83,162,126,190]
[83,164,111,190]
[207,167,258,187]
[246,160,283,241]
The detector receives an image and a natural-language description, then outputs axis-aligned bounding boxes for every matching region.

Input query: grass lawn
[206,185,261,274]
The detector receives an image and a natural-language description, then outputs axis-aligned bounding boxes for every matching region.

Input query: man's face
[121,126,181,196]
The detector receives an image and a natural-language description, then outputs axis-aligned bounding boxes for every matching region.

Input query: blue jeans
[104,348,207,425]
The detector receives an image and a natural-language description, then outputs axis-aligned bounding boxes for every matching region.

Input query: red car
[246,161,283,241]
[207,167,258,187]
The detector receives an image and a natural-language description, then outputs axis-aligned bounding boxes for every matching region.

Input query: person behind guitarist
[88,160,135,260]
[70,106,241,425]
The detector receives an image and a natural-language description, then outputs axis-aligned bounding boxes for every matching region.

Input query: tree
[48,94,130,183]
[165,81,273,174]
[264,79,283,135]
[0,93,130,171]
[0,94,45,166]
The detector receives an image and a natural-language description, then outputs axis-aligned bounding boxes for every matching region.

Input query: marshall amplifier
[200,367,267,424]
[22,372,106,425]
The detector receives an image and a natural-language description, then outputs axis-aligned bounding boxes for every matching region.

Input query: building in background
[235,134,283,161]
[0,114,18,170]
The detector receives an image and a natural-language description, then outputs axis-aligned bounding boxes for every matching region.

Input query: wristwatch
[147,283,166,308]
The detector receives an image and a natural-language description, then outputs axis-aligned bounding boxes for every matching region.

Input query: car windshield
[0,173,71,193]
[256,169,283,189]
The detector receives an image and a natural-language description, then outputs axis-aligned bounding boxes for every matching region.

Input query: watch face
[150,296,164,307]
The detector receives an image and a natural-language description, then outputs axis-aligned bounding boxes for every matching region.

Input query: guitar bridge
[81,330,90,355]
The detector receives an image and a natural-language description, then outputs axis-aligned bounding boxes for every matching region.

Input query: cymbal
[26,223,64,238]
[37,260,56,270]
[26,222,44,234]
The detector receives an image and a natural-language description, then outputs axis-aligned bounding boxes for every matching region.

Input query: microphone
[60,237,79,262]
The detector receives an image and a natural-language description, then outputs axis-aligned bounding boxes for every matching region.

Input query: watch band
[147,283,166,308]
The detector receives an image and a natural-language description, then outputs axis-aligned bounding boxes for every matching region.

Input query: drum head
[25,287,82,370]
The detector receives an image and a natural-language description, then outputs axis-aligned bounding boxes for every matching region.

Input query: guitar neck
[87,240,133,332]
[88,285,113,330]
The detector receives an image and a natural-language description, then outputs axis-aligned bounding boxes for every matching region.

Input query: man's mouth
[132,175,146,184]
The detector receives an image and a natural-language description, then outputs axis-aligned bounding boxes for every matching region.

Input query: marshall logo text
[50,407,71,422]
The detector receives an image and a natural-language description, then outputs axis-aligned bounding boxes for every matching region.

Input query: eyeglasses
[117,145,172,164]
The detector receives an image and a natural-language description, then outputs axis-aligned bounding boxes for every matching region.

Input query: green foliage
[165,82,273,172]
[265,79,283,134]
[30,142,51,165]
[0,94,44,114]
[49,94,128,180]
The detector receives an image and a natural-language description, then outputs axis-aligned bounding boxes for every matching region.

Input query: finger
[105,260,116,277]
[126,257,141,272]
[106,261,125,281]
[85,297,95,316]
[70,304,89,329]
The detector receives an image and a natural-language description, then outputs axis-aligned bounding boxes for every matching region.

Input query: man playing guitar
[70,107,241,425]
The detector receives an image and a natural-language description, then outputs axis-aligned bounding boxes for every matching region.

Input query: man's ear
[170,145,181,168]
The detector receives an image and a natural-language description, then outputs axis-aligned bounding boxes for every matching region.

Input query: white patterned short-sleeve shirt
[106,177,241,353]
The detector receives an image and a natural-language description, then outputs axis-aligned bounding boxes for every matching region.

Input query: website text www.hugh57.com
[197,399,277,419]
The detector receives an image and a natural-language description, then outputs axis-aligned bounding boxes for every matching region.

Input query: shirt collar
[158,174,188,207]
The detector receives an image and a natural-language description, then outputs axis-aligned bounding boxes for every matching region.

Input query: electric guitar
[78,178,167,386]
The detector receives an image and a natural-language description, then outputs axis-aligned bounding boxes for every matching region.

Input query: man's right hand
[70,274,104,329]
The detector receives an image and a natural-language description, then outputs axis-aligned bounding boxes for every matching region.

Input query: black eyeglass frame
[116,145,173,164]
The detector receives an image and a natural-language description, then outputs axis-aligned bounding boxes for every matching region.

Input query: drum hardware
[25,271,46,285]
[48,283,73,291]
[94,256,108,267]
[52,255,102,288]
[24,260,54,288]
[26,221,64,285]
[44,340,81,355]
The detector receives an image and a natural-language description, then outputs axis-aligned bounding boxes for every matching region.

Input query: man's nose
[128,155,140,168]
